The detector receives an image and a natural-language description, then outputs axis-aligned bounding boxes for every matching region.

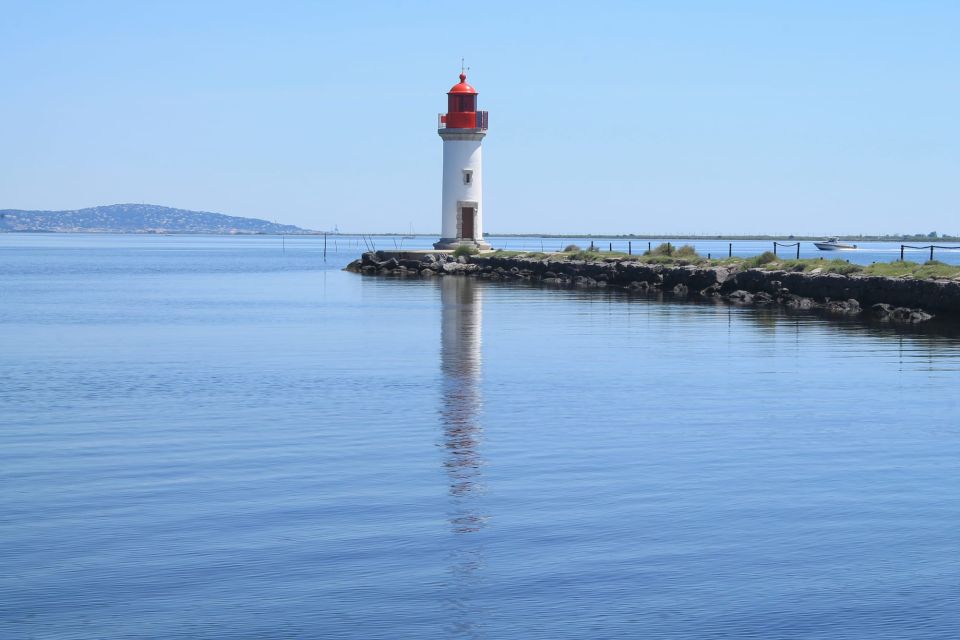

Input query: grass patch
[484,248,960,280]
[564,249,607,261]
[862,260,960,279]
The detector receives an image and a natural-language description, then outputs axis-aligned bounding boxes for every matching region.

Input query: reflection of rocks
[346,252,960,322]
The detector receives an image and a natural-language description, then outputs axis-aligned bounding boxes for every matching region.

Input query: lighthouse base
[433,238,492,251]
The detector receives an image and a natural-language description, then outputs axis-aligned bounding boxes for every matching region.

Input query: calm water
[3,234,960,639]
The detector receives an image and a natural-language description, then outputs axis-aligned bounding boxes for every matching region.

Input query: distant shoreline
[3,230,958,242]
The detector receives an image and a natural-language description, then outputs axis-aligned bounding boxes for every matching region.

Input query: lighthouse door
[460,206,475,239]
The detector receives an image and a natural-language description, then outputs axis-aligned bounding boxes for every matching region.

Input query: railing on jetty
[900,244,960,261]
[773,242,801,259]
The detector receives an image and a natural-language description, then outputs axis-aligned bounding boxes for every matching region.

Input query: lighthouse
[434,71,491,250]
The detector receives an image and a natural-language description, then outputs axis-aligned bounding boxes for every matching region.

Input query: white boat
[814,237,857,251]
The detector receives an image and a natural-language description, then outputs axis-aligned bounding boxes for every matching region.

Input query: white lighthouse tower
[434,70,491,250]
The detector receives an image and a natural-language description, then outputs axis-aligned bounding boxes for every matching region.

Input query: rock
[700,283,722,297]
[672,283,689,296]
[381,258,399,270]
[890,307,934,323]
[871,303,894,318]
[421,254,438,264]
[727,290,754,304]
[442,262,479,274]
[824,298,861,314]
[457,256,467,264]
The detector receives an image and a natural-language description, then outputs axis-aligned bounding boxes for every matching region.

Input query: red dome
[448,73,477,95]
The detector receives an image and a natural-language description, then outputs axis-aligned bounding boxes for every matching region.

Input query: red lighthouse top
[439,72,488,131]
[448,73,477,95]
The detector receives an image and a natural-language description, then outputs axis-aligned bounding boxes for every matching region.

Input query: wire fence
[900,245,960,261]
[272,235,960,266]
[773,242,801,259]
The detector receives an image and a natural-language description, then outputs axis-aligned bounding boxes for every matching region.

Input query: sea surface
[3,233,960,639]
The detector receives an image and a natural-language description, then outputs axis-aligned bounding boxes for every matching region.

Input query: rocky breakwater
[346,252,960,323]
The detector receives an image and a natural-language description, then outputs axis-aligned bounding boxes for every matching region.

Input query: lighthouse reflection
[439,276,487,532]
[438,276,488,638]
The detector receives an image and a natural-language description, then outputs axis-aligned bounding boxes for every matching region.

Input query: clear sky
[2,1,957,235]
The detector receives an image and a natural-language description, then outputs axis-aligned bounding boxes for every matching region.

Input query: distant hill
[0,204,310,234]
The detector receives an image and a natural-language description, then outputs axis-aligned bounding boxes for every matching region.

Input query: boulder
[891,307,934,323]
[824,298,861,315]
[871,303,895,318]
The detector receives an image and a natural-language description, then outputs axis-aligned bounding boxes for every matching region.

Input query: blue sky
[2,1,957,235]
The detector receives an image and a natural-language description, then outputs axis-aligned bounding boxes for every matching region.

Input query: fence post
[900,245,904,261]
[773,242,777,256]
[628,241,632,255]
[796,244,800,260]
[609,242,612,252]
[728,243,732,258]
[930,246,935,262]
[648,241,652,252]
[324,233,327,261]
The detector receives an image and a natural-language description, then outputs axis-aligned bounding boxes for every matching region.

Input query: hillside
[0,204,309,234]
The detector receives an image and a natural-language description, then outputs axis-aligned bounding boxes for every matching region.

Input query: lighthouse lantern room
[434,70,491,250]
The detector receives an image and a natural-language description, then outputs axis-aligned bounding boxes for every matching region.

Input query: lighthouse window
[448,94,476,113]
[463,170,473,185]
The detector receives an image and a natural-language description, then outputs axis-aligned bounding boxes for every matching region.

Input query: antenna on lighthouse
[461,58,469,75]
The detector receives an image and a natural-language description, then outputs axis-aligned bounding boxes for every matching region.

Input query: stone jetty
[347,251,960,322]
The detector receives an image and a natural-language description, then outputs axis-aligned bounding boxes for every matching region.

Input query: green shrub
[563,244,581,252]
[452,245,479,258]
[673,244,699,258]
[644,242,675,256]
[742,251,778,268]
